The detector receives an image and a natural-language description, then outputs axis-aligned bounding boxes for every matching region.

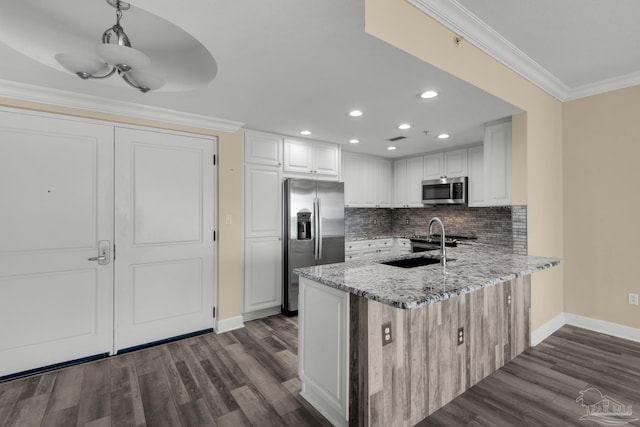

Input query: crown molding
[407,0,640,102]
[0,79,244,133]
[565,70,640,101]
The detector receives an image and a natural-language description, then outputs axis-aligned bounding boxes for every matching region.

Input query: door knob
[88,240,111,265]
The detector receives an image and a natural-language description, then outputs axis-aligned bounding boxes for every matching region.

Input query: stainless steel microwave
[421,177,468,205]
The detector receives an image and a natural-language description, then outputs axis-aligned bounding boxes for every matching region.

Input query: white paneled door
[0,111,114,376]
[114,128,215,351]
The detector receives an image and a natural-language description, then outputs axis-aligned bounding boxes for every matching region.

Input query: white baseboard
[243,306,282,322]
[565,313,640,344]
[531,312,566,346]
[531,312,640,346]
[214,316,244,334]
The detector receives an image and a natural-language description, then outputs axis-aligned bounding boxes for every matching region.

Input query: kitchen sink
[380,256,454,268]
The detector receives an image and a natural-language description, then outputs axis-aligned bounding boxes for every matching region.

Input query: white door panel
[0,111,114,377]
[114,127,215,351]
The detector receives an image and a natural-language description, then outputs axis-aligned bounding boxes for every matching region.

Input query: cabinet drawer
[345,241,363,252]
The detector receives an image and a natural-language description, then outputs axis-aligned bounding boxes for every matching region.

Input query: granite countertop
[294,243,562,309]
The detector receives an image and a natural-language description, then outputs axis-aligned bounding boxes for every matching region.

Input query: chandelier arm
[76,66,117,80]
[120,72,150,93]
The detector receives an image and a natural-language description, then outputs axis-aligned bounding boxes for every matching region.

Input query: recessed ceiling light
[387,146,397,151]
[349,110,363,117]
[437,133,450,139]
[349,139,359,144]
[398,123,411,130]
[300,130,311,136]
[420,90,439,99]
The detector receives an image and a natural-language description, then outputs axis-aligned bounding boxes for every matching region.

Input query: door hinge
[113,244,116,261]
[213,230,216,241]
[212,307,216,318]
[213,154,216,165]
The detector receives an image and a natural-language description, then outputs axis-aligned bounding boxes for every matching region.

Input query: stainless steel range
[408,235,474,253]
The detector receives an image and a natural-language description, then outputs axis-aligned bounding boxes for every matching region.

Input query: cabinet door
[444,148,468,177]
[343,152,363,207]
[244,130,282,166]
[244,237,283,312]
[423,153,444,180]
[313,142,340,177]
[484,121,512,205]
[406,156,425,207]
[283,139,313,174]
[468,145,485,207]
[375,158,392,207]
[361,159,377,208]
[244,165,282,238]
[393,159,407,208]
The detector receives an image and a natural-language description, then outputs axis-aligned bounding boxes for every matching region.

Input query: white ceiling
[0,0,635,158]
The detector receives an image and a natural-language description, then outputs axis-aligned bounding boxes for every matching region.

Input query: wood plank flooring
[0,315,331,427]
[2,318,640,426]
[419,325,640,426]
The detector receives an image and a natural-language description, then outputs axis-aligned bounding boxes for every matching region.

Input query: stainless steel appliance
[283,179,345,314]
[421,176,468,205]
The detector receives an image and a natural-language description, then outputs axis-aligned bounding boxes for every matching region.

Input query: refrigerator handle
[313,198,319,261]
[317,198,323,260]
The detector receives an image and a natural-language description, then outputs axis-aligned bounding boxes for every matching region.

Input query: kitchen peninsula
[294,242,562,427]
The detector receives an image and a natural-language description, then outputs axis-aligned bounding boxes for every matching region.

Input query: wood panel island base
[295,244,561,426]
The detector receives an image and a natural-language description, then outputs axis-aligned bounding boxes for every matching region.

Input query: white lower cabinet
[345,238,394,261]
[299,277,349,427]
[395,238,411,255]
[243,237,283,313]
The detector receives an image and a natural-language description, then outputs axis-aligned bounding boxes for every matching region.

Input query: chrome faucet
[427,217,446,266]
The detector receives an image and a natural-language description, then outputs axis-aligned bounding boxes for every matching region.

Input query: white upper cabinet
[393,159,407,207]
[468,145,485,207]
[444,149,468,177]
[484,120,512,205]
[342,152,392,208]
[423,148,468,180]
[343,152,363,207]
[422,153,444,180]
[313,141,340,177]
[283,139,313,173]
[244,130,283,167]
[283,138,340,180]
[244,165,282,238]
[393,156,423,208]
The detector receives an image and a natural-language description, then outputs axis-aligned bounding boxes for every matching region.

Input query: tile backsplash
[345,205,527,254]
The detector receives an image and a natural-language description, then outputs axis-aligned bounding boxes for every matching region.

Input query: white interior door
[0,110,114,377]
[114,127,215,351]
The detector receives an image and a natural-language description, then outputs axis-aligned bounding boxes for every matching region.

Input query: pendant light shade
[54,0,164,92]
[55,53,111,77]
[96,44,151,71]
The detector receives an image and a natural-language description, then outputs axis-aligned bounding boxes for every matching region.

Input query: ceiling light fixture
[349,139,359,144]
[349,110,363,117]
[55,0,164,93]
[387,146,397,151]
[420,90,439,99]
[398,123,411,130]
[300,130,312,136]
[437,133,450,139]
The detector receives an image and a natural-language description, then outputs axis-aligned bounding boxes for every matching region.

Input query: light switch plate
[629,293,639,305]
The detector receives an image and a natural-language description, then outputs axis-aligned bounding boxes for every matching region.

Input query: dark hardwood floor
[1,318,640,427]
[420,325,640,427]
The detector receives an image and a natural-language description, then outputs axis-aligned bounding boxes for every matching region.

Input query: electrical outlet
[373,218,378,225]
[381,322,392,346]
[405,218,410,225]
[629,293,639,305]
[457,327,464,345]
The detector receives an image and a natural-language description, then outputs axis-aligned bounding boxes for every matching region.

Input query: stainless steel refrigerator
[283,178,345,314]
